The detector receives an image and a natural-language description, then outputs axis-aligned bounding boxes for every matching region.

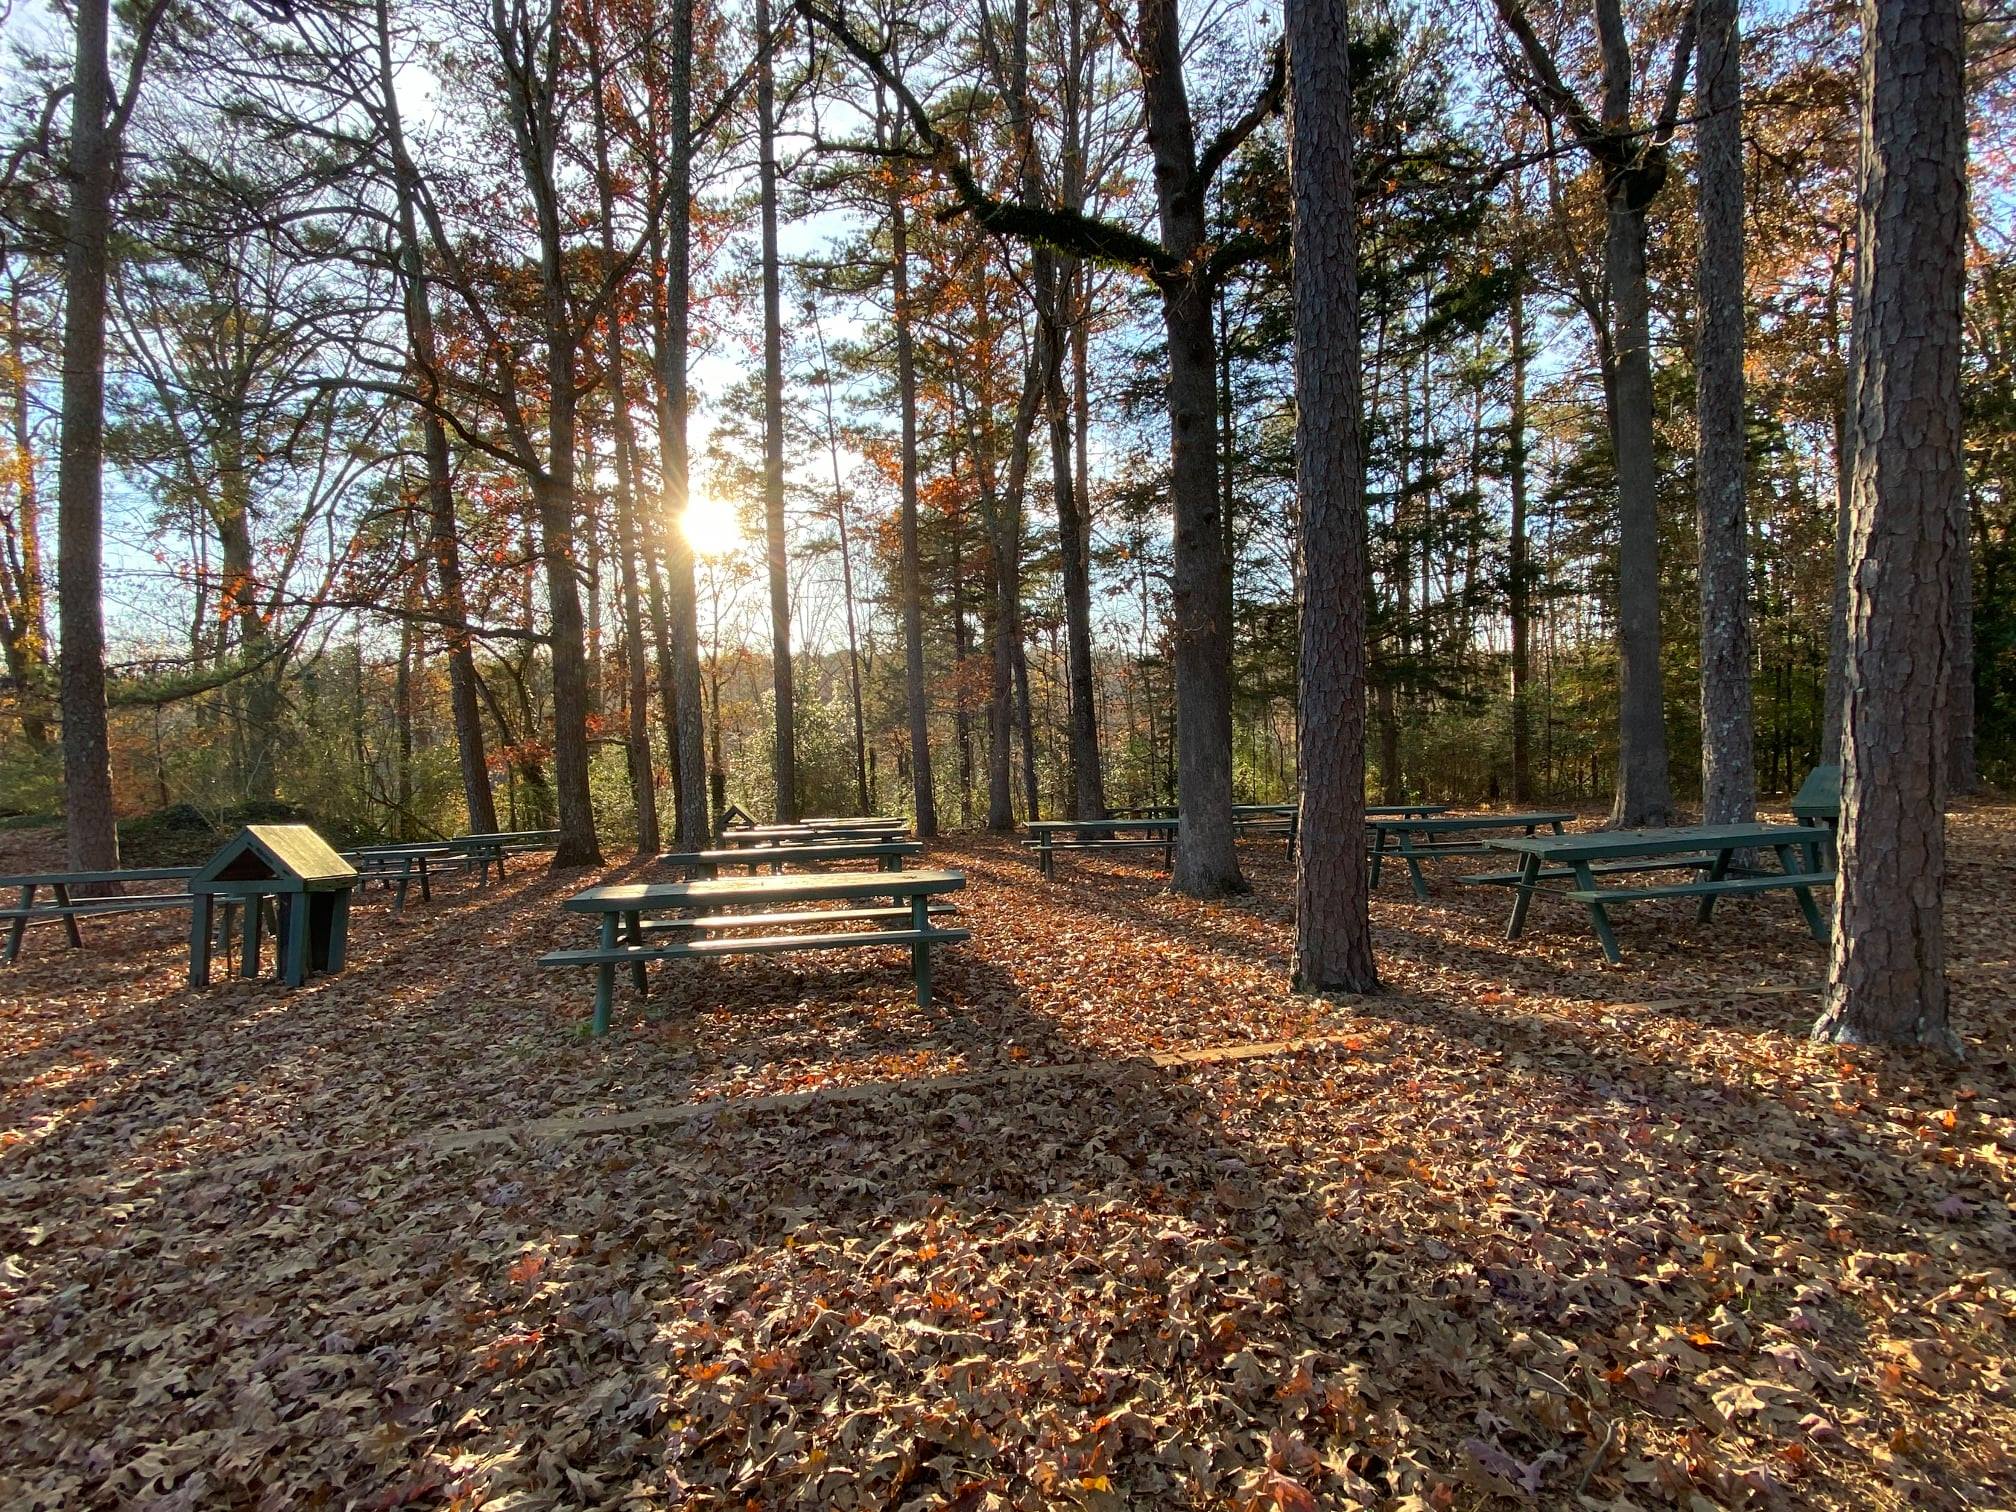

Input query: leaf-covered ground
[2,809,2011,1509]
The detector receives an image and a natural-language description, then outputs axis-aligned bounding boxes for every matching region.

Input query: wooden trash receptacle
[189,825,360,988]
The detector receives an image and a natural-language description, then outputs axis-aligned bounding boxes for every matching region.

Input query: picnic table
[544,869,969,1034]
[717,820,911,848]
[1468,823,1834,963]
[1,867,201,963]
[346,842,491,911]
[1367,811,1577,900]
[659,839,923,876]
[448,830,555,881]
[1024,817,1178,878]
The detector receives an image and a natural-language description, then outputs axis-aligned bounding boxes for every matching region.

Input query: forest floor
[1,808,2012,1510]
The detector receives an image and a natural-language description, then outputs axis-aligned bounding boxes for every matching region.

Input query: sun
[680,490,745,559]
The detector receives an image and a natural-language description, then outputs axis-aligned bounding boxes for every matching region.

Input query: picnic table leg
[241,894,264,978]
[327,891,352,969]
[1287,812,1298,861]
[1696,848,1734,922]
[5,883,32,964]
[418,857,433,904]
[910,893,932,1008]
[1505,852,1541,939]
[1774,843,1830,942]
[624,909,647,996]
[592,912,617,1036]
[52,883,84,949]
[281,895,310,986]
[1571,861,1623,964]
[188,894,214,986]
[1402,829,1430,902]
[1040,837,1053,880]
[1369,826,1388,889]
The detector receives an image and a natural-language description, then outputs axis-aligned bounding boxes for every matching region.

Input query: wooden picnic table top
[661,840,922,866]
[1366,803,1453,817]
[0,866,197,887]
[1025,817,1180,834]
[567,870,966,914]
[448,831,550,846]
[1485,822,1823,861]
[1370,810,1576,834]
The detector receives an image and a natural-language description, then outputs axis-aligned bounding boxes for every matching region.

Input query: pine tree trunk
[890,184,938,836]
[1695,0,1754,827]
[652,0,712,850]
[758,0,796,823]
[1288,0,1377,992]
[1139,0,1239,894]
[377,0,498,836]
[1507,261,1532,804]
[1604,196,1676,827]
[1044,256,1106,820]
[1813,0,1965,1056]
[56,0,122,870]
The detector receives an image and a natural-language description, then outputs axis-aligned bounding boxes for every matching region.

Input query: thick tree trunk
[1813,0,1965,1056]
[758,0,796,823]
[652,0,712,851]
[1695,0,1754,827]
[1288,0,1377,992]
[57,0,121,870]
[890,186,938,836]
[1139,0,1239,894]
[1604,198,1676,827]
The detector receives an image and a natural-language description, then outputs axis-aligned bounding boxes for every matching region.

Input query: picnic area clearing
[1,814,2011,1508]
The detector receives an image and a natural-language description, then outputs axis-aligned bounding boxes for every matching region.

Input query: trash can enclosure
[189,825,360,987]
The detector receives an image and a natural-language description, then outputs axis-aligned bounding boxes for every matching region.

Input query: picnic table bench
[1367,811,1577,899]
[1024,817,1179,878]
[1466,822,1834,963]
[659,839,923,876]
[448,830,556,881]
[543,870,969,1034]
[1,867,201,963]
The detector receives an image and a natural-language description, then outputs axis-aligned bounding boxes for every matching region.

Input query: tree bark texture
[758,0,797,822]
[1814,0,1966,1056]
[1287,0,1377,992]
[1694,0,1754,827]
[57,0,122,870]
[891,184,938,836]
[1139,0,1240,894]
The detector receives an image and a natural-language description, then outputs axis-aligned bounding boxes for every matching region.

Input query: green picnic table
[1470,823,1835,964]
[346,842,493,911]
[1024,817,1179,878]
[659,839,922,875]
[717,821,910,848]
[546,869,969,1034]
[0,867,201,963]
[1367,811,1577,899]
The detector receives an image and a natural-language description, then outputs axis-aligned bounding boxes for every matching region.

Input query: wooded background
[0,0,2010,852]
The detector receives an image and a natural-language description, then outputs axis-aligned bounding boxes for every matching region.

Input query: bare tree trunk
[1,302,52,747]
[1508,257,1532,804]
[1140,0,1240,894]
[1045,258,1106,819]
[496,0,601,868]
[1814,0,1965,1056]
[1288,0,1376,992]
[652,0,712,850]
[57,0,123,870]
[588,17,659,854]
[1604,198,1675,827]
[758,0,796,822]
[1695,0,1754,827]
[890,182,937,835]
[376,0,498,835]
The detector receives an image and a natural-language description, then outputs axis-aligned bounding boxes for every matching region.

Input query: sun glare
[681,491,745,559]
